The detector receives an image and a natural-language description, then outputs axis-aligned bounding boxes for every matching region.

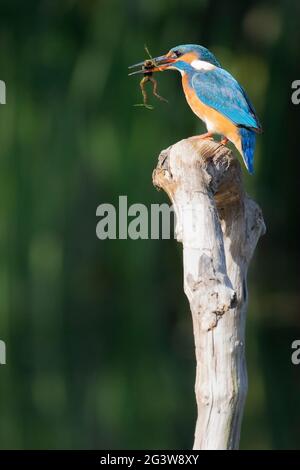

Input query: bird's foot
[220,137,229,146]
[189,132,214,141]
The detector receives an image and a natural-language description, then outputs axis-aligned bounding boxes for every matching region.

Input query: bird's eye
[173,50,182,58]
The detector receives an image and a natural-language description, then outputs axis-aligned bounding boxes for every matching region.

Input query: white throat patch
[190,60,215,71]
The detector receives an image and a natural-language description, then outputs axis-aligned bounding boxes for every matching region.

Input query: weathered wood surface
[153,138,265,450]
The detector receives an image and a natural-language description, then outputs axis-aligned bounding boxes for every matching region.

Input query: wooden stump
[153,138,266,450]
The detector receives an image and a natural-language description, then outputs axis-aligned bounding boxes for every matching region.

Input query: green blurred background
[0,0,299,450]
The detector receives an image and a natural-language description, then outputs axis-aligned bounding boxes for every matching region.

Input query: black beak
[128,55,175,76]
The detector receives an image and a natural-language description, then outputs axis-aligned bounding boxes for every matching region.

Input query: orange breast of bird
[181,73,241,150]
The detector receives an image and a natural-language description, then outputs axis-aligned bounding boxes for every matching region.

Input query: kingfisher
[129,44,262,174]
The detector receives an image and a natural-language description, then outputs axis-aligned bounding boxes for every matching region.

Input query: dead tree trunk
[152,138,265,450]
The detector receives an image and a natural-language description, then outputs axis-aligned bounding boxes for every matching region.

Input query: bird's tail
[239,127,256,174]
